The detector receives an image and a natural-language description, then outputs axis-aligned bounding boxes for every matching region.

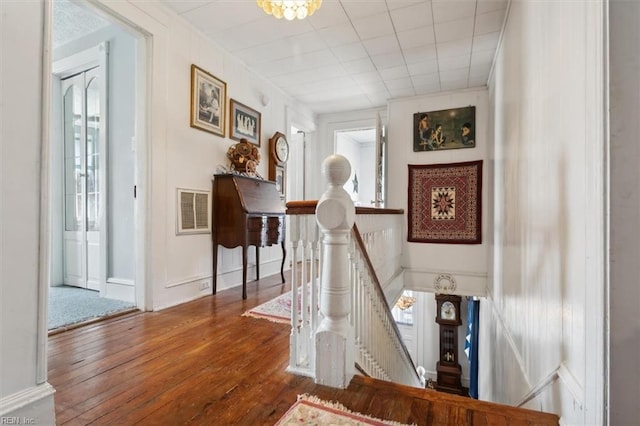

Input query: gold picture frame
[190,64,227,136]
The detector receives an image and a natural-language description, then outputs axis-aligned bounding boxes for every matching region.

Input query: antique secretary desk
[211,174,286,299]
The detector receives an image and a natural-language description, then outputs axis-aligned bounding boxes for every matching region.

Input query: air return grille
[177,189,211,234]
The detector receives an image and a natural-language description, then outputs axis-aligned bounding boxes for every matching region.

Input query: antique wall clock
[435,293,464,395]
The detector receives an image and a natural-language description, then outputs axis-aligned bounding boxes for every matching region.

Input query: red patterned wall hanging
[408,160,482,244]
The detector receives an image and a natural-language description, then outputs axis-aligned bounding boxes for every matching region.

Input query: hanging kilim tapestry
[408,160,482,244]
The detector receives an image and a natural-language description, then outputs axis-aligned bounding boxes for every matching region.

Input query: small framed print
[229,99,261,146]
[275,165,285,199]
[190,64,227,137]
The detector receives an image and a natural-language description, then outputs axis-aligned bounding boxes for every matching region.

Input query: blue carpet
[48,285,136,330]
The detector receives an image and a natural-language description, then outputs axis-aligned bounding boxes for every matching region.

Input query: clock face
[275,137,289,163]
[441,301,456,321]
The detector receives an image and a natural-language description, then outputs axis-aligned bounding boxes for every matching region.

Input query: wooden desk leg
[255,246,260,281]
[242,245,248,300]
[212,243,218,295]
[280,241,286,283]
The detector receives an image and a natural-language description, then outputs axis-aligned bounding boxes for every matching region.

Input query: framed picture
[275,165,285,199]
[407,160,482,244]
[190,64,227,136]
[229,99,261,146]
[413,106,476,152]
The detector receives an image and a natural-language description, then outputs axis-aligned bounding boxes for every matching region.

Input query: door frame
[42,0,152,309]
[330,113,387,208]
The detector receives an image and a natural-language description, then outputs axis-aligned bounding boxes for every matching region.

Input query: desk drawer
[247,217,265,231]
[247,216,284,246]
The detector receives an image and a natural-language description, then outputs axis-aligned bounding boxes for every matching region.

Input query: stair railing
[350,222,420,386]
[285,155,421,389]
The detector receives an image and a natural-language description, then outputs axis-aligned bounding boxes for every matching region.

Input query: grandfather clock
[435,294,464,395]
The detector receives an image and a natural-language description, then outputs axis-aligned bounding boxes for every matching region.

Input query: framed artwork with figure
[413,106,476,152]
[229,99,261,146]
[190,64,227,137]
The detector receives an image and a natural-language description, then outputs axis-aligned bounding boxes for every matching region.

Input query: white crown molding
[402,268,487,297]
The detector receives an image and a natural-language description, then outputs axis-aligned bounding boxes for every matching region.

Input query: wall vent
[177,188,211,235]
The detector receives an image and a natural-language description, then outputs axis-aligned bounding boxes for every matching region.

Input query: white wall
[105,28,136,283]
[89,0,315,310]
[484,1,605,423]
[0,0,56,423]
[609,0,640,423]
[387,89,489,296]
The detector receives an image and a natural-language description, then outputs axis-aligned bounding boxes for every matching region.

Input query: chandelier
[395,295,416,311]
[257,0,322,21]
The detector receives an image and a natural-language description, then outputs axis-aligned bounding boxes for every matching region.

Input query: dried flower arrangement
[227,138,261,175]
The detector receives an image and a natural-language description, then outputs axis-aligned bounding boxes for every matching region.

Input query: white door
[374,112,386,208]
[62,67,103,290]
[287,131,305,202]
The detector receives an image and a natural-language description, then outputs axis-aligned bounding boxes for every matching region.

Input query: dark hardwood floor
[48,273,559,425]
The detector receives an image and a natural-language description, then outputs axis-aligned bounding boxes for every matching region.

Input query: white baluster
[289,215,300,370]
[314,155,355,388]
[298,215,309,365]
[308,217,320,371]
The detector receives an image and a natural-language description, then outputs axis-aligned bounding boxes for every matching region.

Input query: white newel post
[314,155,356,388]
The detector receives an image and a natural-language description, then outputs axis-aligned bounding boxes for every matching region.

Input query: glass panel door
[62,74,86,286]
[86,72,100,232]
[62,67,102,290]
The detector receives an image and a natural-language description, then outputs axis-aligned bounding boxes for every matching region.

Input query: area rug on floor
[276,394,412,426]
[48,285,136,330]
[242,290,293,324]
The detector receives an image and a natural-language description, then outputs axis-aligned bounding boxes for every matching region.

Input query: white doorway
[335,128,377,206]
[50,0,143,316]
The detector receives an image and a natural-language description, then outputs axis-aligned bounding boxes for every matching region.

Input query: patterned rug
[276,394,412,426]
[242,290,293,324]
[407,160,482,244]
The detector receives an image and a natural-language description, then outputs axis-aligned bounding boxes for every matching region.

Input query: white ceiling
[53,0,110,48]
[160,0,508,114]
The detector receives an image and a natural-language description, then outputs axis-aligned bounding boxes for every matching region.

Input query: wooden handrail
[287,200,404,216]
[354,206,404,215]
[286,200,318,215]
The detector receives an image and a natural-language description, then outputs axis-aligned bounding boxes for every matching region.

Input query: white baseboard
[154,259,287,311]
[214,258,286,293]
[105,279,136,303]
[107,277,134,286]
[0,383,56,424]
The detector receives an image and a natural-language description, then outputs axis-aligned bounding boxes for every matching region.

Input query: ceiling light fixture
[395,295,416,311]
[257,0,322,21]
